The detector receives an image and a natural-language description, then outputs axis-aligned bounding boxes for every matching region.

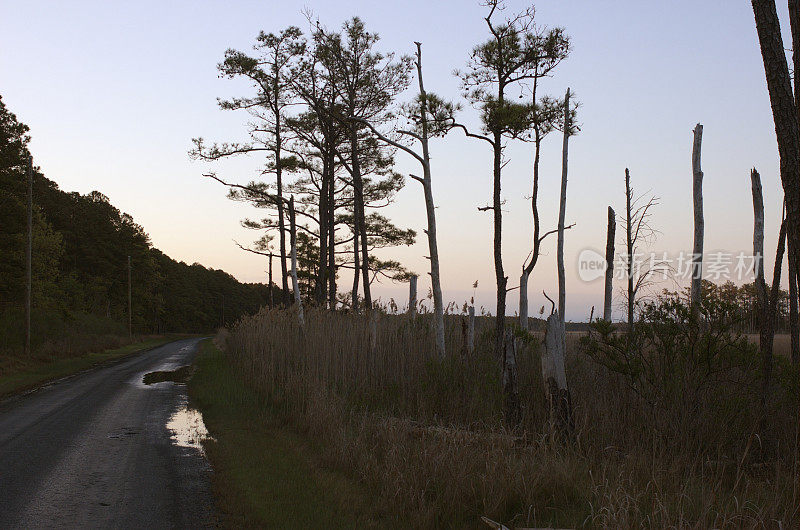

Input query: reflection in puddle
[143,365,193,385]
[166,406,214,453]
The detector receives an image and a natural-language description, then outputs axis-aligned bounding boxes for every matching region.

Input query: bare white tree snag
[288,196,304,329]
[542,311,571,437]
[557,88,571,328]
[413,43,445,357]
[467,305,475,355]
[408,274,418,316]
[540,87,574,440]
[603,206,616,321]
[502,327,519,424]
[353,43,445,357]
[690,123,704,314]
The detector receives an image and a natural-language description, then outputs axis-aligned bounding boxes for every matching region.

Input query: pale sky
[0,1,791,321]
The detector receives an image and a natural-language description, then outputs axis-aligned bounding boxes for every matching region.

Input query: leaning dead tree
[603,206,616,321]
[751,0,800,351]
[690,123,704,315]
[353,42,451,358]
[789,0,800,365]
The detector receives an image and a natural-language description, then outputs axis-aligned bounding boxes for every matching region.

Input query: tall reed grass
[222,306,798,528]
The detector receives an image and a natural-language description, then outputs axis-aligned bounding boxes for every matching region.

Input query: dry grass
[221,307,798,528]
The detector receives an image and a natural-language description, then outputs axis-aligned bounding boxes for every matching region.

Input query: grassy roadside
[189,339,399,529]
[0,335,189,399]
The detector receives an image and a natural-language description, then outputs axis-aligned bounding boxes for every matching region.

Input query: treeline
[0,95,271,353]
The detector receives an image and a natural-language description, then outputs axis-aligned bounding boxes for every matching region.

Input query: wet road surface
[0,338,217,529]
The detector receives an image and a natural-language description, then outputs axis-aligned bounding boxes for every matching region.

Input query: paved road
[0,338,217,529]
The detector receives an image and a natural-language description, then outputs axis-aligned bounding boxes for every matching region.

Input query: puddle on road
[141,361,213,454]
[142,365,193,385]
[167,406,214,453]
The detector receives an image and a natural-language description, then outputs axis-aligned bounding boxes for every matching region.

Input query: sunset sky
[1,0,791,320]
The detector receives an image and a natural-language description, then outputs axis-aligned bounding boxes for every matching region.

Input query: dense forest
[0,95,272,354]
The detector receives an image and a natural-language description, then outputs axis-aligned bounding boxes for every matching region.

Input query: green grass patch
[189,339,399,529]
[0,335,187,399]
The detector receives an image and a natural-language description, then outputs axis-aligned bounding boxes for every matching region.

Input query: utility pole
[128,255,132,340]
[25,156,32,356]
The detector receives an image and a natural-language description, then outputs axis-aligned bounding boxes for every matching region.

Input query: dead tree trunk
[752,169,766,303]
[541,88,574,441]
[752,168,788,417]
[350,43,444,354]
[413,43,445,358]
[467,305,475,355]
[603,206,616,321]
[542,312,572,438]
[557,88,571,330]
[268,252,274,309]
[690,124,704,315]
[625,169,635,338]
[502,327,519,426]
[751,169,768,403]
[408,274,418,316]
[289,196,304,329]
[519,271,529,330]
